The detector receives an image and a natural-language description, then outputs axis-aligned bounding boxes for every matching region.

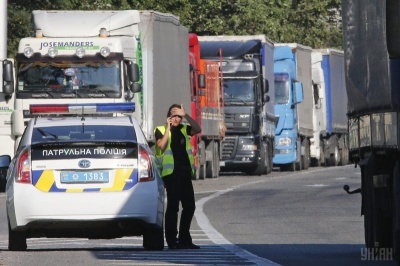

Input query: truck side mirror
[294,82,304,104]
[264,94,270,103]
[2,60,14,95]
[127,61,142,93]
[0,155,11,168]
[264,79,269,93]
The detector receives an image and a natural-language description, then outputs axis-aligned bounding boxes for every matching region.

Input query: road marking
[305,184,329,187]
[193,168,336,266]
[195,188,281,266]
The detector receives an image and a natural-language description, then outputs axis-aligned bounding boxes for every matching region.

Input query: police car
[1,103,165,251]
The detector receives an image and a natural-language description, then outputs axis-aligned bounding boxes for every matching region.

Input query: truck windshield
[17,60,122,98]
[223,79,255,102]
[274,73,290,104]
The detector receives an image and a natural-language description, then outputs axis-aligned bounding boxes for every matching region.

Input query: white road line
[193,168,331,266]
[195,186,281,266]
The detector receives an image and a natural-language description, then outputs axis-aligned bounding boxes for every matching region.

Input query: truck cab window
[274,74,290,104]
[17,61,122,96]
[224,79,255,101]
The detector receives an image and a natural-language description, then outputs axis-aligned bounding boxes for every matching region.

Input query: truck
[310,49,349,167]
[188,33,225,179]
[273,43,313,171]
[198,35,275,176]
[0,0,14,191]
[2,10,191,155]
[342,0,400,262]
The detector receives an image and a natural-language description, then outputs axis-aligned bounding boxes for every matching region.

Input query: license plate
[60,171,109,183]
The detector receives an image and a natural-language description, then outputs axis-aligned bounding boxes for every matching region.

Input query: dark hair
[167,104,181,117]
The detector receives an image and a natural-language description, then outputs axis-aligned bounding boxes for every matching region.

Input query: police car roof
[32,116,135,127]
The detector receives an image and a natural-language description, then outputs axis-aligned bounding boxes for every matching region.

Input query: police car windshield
[32,125,136,143]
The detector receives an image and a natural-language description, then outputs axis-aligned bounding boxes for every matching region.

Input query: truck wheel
[8,218,27,251]
[326,138,340,167]
[393,162,400,262]
[206,141,219,178]
[194,164,206,180]
[302,139,310,170]
[194,141,206,180]
[340,139,349,166]
[362,164,374,248]
[266,141,273,174]
[212,141,220,178]
[281,162,296,172]
[246,144,267,175]
[363,156,392,248]
[319,142,326,166]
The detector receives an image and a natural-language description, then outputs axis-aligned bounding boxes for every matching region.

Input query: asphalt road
[0,165,398,265]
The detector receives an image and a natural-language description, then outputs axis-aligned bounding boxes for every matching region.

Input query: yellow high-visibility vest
[154,125,195,177]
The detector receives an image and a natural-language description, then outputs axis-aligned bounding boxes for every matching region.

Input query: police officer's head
[167,104,181,118]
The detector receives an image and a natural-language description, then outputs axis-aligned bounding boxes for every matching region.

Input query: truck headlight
[100,47,111,58]
[48,47,58,58]
[278,137,292,146]
[76,48,85,58]
[241,144,257,151]
[24,47,34,58]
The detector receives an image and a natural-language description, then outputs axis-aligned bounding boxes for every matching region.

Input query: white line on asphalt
[195,187,281,266]
[194,168,333,266]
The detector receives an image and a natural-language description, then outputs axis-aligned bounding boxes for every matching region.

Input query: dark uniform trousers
[163,168,196,246]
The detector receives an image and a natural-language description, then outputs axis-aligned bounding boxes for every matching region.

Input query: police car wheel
[8,218,27,251]
[143,227,164,251]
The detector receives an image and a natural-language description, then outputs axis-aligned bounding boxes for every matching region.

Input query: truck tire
[320,142,326,166]
[302,138,310,170]
[339,136,349,166]
[363,156,392,248]
[362,163,374,248]
[326,137,340,167]
[393,162,400,262]
[206,141,219,178]
[246,144,267,175]
[212,141,220,178]
[295,140,302,171]
[194,141,206,180]
[266,141,273,174]
[281,162,296,172]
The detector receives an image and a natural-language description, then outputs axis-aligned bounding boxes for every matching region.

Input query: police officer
[154,104,201,249]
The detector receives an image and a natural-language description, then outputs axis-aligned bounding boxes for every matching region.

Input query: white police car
[2,103,165,251]
[0,155,11,191]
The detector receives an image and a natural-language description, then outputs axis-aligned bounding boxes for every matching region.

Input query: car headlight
[278,137,292,146]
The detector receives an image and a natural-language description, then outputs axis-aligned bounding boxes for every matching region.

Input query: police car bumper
[7,181,165,235]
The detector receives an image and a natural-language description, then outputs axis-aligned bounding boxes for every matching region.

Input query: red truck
[188,33,225,179]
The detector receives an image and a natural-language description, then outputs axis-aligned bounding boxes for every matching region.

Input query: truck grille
[224,113,251,133]
[221,137,236,160]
